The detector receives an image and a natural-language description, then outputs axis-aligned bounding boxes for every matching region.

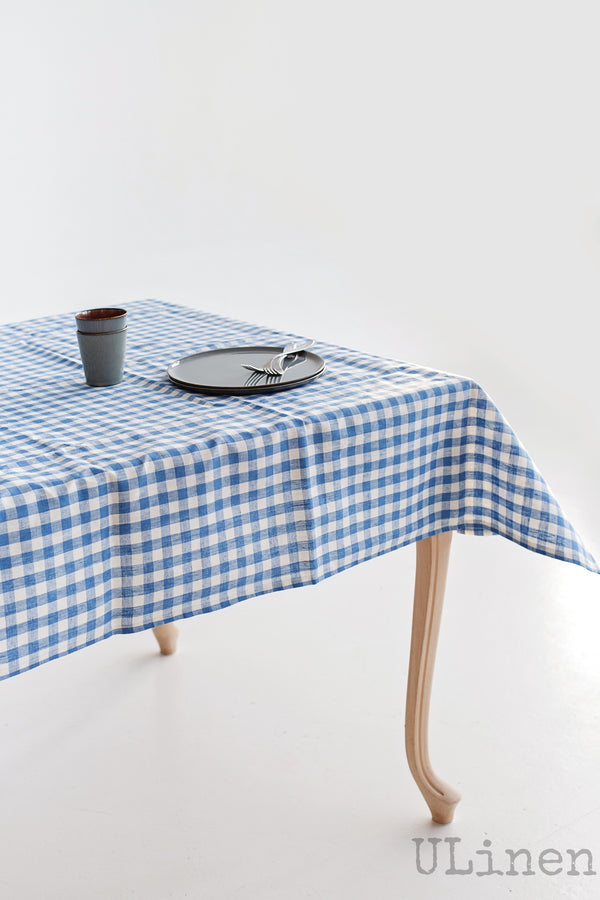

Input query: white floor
[1,419,599,900]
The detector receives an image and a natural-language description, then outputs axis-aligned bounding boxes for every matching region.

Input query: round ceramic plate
[167,346,325,395]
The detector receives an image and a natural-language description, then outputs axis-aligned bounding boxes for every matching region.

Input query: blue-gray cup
[75,308,127,386]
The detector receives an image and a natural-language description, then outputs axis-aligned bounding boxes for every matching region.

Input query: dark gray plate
[167,346,325,395]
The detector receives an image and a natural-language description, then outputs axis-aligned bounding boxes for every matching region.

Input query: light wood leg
[405,532,460,824]
[152,623,179,656]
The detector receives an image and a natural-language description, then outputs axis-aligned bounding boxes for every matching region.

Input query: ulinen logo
[412,838,596,877]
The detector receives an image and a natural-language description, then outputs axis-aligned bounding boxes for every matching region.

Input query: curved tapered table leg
[405,532,461,824]
[152,622,179,656]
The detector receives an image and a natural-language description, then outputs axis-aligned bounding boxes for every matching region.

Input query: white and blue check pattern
[0,300,597,680]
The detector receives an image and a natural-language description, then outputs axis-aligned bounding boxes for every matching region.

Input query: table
[1,300,597,824]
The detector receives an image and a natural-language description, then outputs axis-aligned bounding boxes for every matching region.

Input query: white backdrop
[1,4,600,898]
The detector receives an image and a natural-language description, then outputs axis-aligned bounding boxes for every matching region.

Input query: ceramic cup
[75,308,127,386]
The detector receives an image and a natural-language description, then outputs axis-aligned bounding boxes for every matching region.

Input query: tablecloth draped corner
[0,299,598,681]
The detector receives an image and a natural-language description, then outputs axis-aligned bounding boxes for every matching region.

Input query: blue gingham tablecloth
[0,300,597,680]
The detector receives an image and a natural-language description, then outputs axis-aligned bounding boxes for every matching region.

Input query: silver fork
[243,370,282,388]
[241,339,314,376]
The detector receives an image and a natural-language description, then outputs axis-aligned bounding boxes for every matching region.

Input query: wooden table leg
[405,532,461,824]
[152,623,179,656]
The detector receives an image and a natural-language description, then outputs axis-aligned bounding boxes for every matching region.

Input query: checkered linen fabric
[0,300,597,680]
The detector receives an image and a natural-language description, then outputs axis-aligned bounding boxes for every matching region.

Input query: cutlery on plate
[241,339,315,376]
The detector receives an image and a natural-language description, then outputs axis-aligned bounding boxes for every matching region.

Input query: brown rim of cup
[77,326,127,335]
[76,308,127,322]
